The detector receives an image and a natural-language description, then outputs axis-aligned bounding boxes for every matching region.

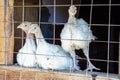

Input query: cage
[0,0,120,80]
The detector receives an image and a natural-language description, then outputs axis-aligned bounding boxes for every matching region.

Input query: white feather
[17,22,37,67]
[60,5,99,71]
[29,24,76,70]
[17,38,36,67]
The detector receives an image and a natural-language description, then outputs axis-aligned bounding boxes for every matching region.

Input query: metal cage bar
[0,0,120,80]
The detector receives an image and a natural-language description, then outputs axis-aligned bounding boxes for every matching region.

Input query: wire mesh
[0,0,119,80]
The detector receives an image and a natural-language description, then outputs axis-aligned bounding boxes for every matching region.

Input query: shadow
[40,7,53,43]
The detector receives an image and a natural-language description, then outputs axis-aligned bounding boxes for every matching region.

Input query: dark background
[14,0,120,74]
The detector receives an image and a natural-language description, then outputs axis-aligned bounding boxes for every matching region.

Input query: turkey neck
[68,15,76,24]
[26,33,35,45]
[34,28,46,46]
[26,33,34,39]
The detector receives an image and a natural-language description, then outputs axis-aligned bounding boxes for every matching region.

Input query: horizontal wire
[1,4,120,8]
[0,50,118,63]
[1,21,120,27]
[0,36,119,44]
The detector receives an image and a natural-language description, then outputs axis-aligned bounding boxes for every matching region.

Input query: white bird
[17,22,37,67]
[28,24,78,70]
[60,5,100,71]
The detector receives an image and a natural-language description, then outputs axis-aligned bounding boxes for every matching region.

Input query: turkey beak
[17,25,21,29]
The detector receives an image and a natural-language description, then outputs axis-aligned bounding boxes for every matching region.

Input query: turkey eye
[34,27,36,29]
[47,58,49,60]
[25,25,27,27]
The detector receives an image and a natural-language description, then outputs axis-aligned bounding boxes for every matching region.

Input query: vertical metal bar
[37,0,41,70]
[69,0,72,71]
[51,0,56,72]
[107,0,111,79]
[69,0,73,73]
[11,0,14,58]
[22,0,25,22]
[118,32,120,76]
[71,0,73,5]
[22,0,25,47]
[85,0,93,79]
[69,0,73,74]
[19,0,25,80]
[53,0,56,44]
[89,0,93,25]
[39,0,41,26]
[89,0,94,68]
[76,0,81,18]
[19,0,25,68]
[4,0,8,66]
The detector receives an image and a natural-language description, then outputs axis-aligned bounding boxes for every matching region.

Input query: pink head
[17,22,33,38]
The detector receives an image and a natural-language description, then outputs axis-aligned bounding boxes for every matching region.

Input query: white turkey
[17,22,37,67]
[60,5,100,71]
[28,24,79,70]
